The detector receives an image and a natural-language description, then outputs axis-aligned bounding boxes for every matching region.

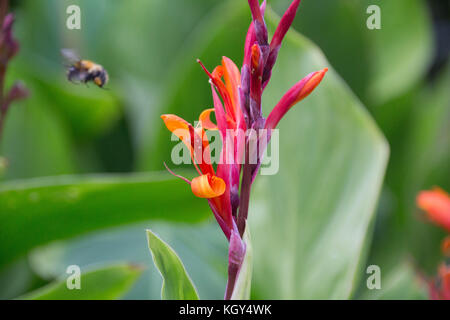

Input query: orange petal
[161,114,192,148]
[294,68,328,104]
[199,108,218,130]
[417,187,450,232]
[222,56,241,111]
[161,114,204,175]
[191,174,226,199]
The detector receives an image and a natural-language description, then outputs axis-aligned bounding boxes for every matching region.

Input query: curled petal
[161,114,214,176]
[199,108,218,130]
[265,68,328,130]
[417,187,450,232]
[161,114,195,160]
[191,174,226,199]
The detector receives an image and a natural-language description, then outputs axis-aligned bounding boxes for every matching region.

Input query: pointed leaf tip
[146,229,199,300]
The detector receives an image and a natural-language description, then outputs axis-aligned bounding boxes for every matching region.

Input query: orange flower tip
[251,44,261,68]
[191,174,226,199]
[160,114,190,133]
[295,69,327,103]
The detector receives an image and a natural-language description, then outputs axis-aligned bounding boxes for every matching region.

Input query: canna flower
[161,0,327,299]
[417,187,450,232]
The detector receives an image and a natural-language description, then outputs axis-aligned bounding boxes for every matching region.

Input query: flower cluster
[161,0,327,298]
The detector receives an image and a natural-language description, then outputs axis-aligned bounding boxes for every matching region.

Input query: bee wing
[61,48,80,63]
[68,69,88,82]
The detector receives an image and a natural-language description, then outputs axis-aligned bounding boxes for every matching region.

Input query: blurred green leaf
[0,258,37,299]
[34,76,122,142]
[248,9,389,299]
[365,64,450,282]
[230,229,252,300]
[28,222,227,300]
[18,264,143,300]
[0,157,7,177]
[0,86,76,179]
[14,0,224,159]
[7,59,122,143]
[0,172,210,268]
[147,229,199,300]
[274,0,433,106]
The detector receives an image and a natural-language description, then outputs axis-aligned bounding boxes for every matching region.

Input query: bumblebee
[61,49,109,88]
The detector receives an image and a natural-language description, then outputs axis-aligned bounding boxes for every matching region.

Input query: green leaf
[230,229,252,300]
[146,229,199,300]
[0,172,210,268]
[0,87,76,180]
[18,264,143,300]
[248,9,389,299]
[364,64,450,283]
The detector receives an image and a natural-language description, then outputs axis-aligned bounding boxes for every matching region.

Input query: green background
[0,0,448,299]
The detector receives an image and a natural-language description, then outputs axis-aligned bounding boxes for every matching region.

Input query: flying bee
[61,48,109,88]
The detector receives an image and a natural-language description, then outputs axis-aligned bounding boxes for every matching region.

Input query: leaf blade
[0,172,210,268]
[146,229,199,300]
[249,8,389,299]
[18,264,143,300]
